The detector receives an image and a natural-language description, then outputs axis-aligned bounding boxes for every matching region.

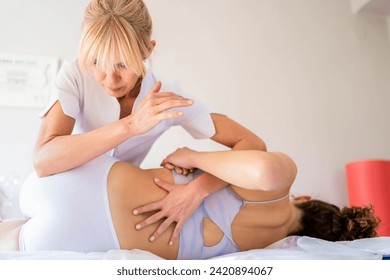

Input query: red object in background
[345,160,390,236]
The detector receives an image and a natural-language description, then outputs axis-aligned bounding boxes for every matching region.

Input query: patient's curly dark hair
[292,200,380,241]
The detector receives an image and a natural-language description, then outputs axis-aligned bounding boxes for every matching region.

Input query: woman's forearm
[177,113,269,195]
[185,136,267,196]
[190,150,296,191]
[34,120,131,177]
[186,113,268,194]
[191,150,267,189]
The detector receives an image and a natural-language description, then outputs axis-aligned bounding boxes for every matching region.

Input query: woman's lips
[108,86,123,92]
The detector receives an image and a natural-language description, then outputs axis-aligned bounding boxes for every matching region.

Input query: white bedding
[1,183,390,260]
[1,236,389,260]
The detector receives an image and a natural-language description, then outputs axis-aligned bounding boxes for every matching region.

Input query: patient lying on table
[0,148,380,259]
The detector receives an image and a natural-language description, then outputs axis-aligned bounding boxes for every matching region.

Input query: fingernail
[169,241,173,246]
[135,224,141,230]
[187,99,193,104]
[149,236,155,242]
[133,210,138,215]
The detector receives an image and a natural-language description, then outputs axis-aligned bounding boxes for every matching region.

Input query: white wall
[0,0,89,178]
[0,0,389,210]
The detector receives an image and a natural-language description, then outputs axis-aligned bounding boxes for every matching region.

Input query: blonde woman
[0,148,379,259]
[31,0,265,244]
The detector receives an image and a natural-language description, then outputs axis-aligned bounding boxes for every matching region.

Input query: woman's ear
[150,40,156,50]
[293,195,311,202]
[145,40,156,59]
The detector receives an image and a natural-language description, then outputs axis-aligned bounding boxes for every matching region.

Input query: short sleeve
[159,79,216,139]
[39,60,83,119]
[179,99,216,139]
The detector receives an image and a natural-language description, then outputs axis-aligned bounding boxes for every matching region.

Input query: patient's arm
[162,148,297,191]
[133,114,266,244]
[133,147,297,246]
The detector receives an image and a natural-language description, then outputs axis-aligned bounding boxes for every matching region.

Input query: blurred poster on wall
[0,53,59,109]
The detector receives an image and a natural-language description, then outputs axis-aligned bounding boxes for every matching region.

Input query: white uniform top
[41,60,216,166]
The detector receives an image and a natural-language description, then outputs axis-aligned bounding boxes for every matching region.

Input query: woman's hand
[124,81,194,136]
[133,178,204,245]
[160,147,197,175]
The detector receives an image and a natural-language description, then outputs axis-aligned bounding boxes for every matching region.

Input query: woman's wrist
[119,115,136,138]
[192,151,213,171]
[188,150,202,170]
[190,171,227,199]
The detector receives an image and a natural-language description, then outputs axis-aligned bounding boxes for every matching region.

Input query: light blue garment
[175,171,289,260]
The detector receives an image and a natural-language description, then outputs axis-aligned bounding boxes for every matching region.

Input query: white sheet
[1,236,389,260]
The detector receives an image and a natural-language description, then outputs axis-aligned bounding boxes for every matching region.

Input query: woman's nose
[105,72,121,85]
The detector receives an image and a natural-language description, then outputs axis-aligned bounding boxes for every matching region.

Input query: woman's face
[92,64,140,98]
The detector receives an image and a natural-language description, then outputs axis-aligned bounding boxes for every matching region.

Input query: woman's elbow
[252,152,297,191]
[248,134,267,151]
[271,152,297,189]
[33,162,50,177]
[33,154,54,177]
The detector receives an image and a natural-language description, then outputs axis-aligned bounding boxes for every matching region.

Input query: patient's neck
[287,204,303,235]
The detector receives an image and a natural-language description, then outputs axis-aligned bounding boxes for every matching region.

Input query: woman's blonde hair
[79,0,153,76]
